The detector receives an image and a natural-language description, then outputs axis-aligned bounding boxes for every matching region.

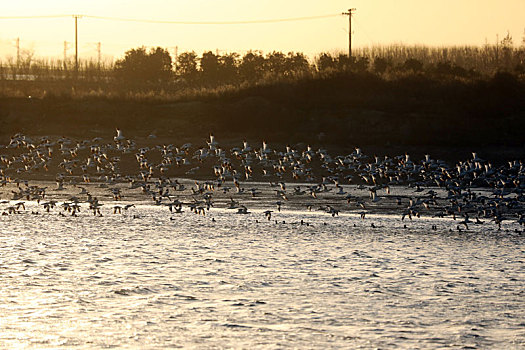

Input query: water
[0,204,524,349]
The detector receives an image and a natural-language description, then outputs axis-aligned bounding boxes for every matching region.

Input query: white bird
[114,128,125,143]
[261,141,271,154]
[207,134,218,150]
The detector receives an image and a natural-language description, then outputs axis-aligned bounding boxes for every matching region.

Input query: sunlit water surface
[0,204,524,349]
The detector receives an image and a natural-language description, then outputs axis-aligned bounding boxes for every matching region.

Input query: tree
[402,58,424,73]
[434,61,468,77]
[316,53,336,72]
[239,51,265,82]
[335,54,353,71]
[373,57,390,74]
[265,51,287,75]
[176,51,198,82]
[351,56,370,73]
[500,31,514,71]
[200,51,220,84]
[217,52,239,83]
[114,46,172,86]
[500,31,513,49]
[286,52,310,76]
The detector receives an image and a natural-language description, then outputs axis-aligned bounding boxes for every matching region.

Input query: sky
[0,0,523,61]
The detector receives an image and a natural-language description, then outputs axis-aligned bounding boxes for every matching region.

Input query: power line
[351,16,376,45]
[0,15,70,19]
[15,37,19,67]
[0,12,348,60]
[84,14,341,24]
[0,13,341,25]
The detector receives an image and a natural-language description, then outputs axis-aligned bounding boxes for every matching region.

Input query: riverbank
[1,72,524,163]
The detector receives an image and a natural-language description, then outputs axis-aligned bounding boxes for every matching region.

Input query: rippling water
[1,204,524,349]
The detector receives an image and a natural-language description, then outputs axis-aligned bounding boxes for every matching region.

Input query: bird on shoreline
[0,130,523,232]
[114,128,125,143]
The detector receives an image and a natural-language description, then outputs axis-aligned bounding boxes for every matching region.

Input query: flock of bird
[0,129,524,232]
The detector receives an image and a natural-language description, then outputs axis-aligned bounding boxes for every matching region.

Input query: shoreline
[1,117,524,233]
[1,179,523,232]
[1,69,524,163]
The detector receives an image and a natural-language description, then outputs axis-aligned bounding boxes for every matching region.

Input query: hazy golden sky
[0,0,523,60]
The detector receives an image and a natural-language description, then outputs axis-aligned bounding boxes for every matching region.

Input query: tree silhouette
[373,57,390,74]
[316,53,337,72]
[176,51,198,83]
[218,52,239,84]
[200,51,220,84]
[239,51,265,82]
[114,46,172,86]
[265,51,287,75]
[286,52,310,76]
[352,56,370,73]
[402,58,424,72]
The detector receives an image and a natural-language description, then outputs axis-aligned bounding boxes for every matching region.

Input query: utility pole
[173,46,178,72]
[342,8,356,57]
[96,42,101,69]
[15,37,20,69]
[496,34,499,64]
[63,41,69,68]
[73,15,82,74]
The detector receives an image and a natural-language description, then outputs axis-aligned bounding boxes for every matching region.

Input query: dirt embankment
[1,74,524,163]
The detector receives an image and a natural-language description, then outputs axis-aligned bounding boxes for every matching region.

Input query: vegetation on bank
[0,37,524,101]
[0,40,524,155]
